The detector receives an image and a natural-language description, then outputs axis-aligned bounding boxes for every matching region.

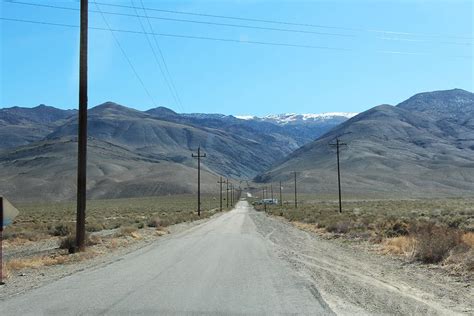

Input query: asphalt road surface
[1,201,333,315]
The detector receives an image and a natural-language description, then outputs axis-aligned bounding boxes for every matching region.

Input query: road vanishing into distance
[1,201,333,315]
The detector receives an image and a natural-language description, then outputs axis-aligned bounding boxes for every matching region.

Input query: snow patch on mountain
[235,112,358,124]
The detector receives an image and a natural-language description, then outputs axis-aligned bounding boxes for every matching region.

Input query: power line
[93,1,158,107]
[129,0,181,110]
[6,1,355,39]
[139,0,184,111]
[1,17,471,59]
[0,17,350,51]
[6,1,473,46]
[87,1,474,41]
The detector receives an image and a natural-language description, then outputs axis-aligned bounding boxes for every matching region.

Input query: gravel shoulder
[249,210,473,315]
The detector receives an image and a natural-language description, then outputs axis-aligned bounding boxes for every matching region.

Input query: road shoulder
[249,209,473,315]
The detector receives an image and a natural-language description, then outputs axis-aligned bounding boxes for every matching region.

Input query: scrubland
[2,194,225,278]
[255,196,474,277]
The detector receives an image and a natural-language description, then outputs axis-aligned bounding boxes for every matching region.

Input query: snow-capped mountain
[235,112,358,125]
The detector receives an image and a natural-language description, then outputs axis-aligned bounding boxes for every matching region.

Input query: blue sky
[1,0,472,116]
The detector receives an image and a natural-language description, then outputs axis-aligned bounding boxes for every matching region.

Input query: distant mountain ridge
[235,112,357,125]
[0,101,352,201]
[1,88,471,201]
[255,88,474,197]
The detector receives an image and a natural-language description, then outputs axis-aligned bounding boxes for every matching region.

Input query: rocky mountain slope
[0,104,76,149]
[255,89,474,197]
[0,103,346,201]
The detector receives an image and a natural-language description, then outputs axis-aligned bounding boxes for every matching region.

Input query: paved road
[1,201,332,315]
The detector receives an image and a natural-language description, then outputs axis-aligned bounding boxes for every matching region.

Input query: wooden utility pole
[217,177,225,211]
[191,146,206,216]
[270,184,273,201]
[76,0,88,252]
[231,184,234,206]
[263,187,267,212]
[329,137,347,213]
[279,181,282,206]
[294,172,297,209]
[226,178,229,208]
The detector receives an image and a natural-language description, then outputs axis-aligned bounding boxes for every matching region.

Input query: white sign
[1,197,19,227]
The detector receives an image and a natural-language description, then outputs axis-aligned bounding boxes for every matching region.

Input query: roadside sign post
[1,196,19,285]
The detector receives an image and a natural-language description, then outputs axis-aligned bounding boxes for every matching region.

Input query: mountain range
[256,89,474,198]
[1,88,472,202]
[0,103,348,201]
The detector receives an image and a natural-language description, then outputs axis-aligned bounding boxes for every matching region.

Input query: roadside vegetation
[255,196,474,277]
[2,194,226,278]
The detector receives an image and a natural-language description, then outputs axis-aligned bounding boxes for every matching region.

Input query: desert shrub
[384,221,409,238]
[160,218,171,227]
[137,222,144,229]
[59,234,97,253]
[446,216,464,228]
[119,225,138,236]
[86,221,105,232]
[326,221,351,234]
[410,222,462,263]
[59,235,76,252]
[51,223,72,236]
[147,216,162,228]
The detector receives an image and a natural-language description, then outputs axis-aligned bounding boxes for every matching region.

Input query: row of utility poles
[261,172,297,210]
[74,2,240,251]
[191,146,241,215]
[73,0,346,252]
[262,138,346,213]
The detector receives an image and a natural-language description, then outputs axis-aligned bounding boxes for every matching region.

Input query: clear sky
[1,0,472,116]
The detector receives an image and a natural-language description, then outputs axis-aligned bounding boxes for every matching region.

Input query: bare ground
[249,210,473,315]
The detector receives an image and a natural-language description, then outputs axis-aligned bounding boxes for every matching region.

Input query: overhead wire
[129,0,182,110]
[138,0,184,110]
[89,0,474,41]
[92,0,158,107]
[0,17,351,51]
[5,0,472,46]
[0,17,471,59]
[6,1,355,38]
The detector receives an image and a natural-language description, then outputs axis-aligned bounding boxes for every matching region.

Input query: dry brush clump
[409,222,463,264]
[382,236,416,257]
[59,233,99,253]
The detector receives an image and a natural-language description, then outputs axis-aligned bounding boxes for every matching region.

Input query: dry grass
[258,197,474,274]
[462,232,474,247]
[382,236,416,256]
[7,255,71,271]
[118,226,138,236]
[4,194,223,243]
[2,262,11,280]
